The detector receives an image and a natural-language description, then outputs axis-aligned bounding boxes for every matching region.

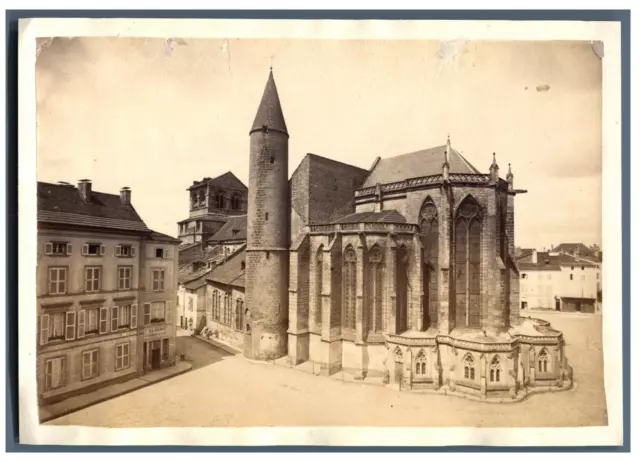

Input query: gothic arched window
[315,246,324,328]
[538,349,549,373]
[415,350,427,376]
[396,246,409,333]
[367,246,383,333]
[420,198,439,330]
[463,354,476,380]
[489,356,501,382]
[454,196,482,328]
[343,247,357,331]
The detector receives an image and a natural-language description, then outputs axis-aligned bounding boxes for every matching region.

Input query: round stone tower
[244,69,290,361]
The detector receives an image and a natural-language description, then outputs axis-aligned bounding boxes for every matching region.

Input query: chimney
[78,179,92,202]
[531,249,538,264]
[120,187,131,206]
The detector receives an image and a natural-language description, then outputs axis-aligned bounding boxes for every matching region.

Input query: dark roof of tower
[250,69,288,135]
[362,145,481,188]
[37,181,150,232]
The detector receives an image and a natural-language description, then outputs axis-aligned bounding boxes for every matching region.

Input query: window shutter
[165,301,172,324]
[44,243,53,255]
[130,303,138,329]
[131,246,137,257]
[111,306,119,332]
[115,245,122,257]
[66,244,73,255]
[65,312,76,341]
[99,307,108,334]
[100,245,106,256]
[82,244,89,256]
[143,303,151,325]
[40,314,50,345]
[77,309,86,338]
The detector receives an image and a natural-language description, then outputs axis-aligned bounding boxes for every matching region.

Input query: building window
[86,308,99,334]
[44,357,65,390]
[396,246,409,333]
[99,307,109,334]
[115,343,130,371]
[45,241,71,256]
[367,246,383,333]
[86,243,102,256]
[216,292,222,321]
[199,190,206,208]
[455,196,482,329]
[47,312,65,341]
[420,198,439,330]
[81,349,99,380]
[343,246,357,331]
[241,260,246,271]
[152,269,166,292]
[489,356,501,382]
[463,354,476,380]
[188,298,194,312]
[84,267,101,292]
[570,274,573,281]
[521,273,528,279]
[538,349,549,373]
[571,266,575,270]
[162,338,169,361]
[116,244,135,257]
[48,267,67,295]
[215,191,225,209]
[235,299,243,330]
[118,266,132,290]
[315,246,324,328]
[231,194,241,210]
[415,350,427,376]
[117,305,131,328]
[150,301,166,322]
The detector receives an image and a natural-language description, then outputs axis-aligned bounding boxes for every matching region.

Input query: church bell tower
[244,69,290,361]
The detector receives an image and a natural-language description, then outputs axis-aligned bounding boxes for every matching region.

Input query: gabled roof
[206,247,246,288]
[149,230,181,244]
[552,243,600,261]
[37,182,150,233]
[516,251,598,271]
[250,69,288,136]
[207,215,247,243]
[333,210,407,225]
[362,145,481,188]
[187,171,248,192]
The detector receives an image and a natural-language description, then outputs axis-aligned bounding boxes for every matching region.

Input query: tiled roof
[516,251,597,271]
[250,70,288,135]
[37,182,149,232]
[187,172,248,192]
[334,210,407,225]
[149,230,181,244]
[206,248,246,288]
[207,215,247,243]
[362,145,481,188]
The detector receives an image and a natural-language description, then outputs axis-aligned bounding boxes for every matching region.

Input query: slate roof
[334,210,407,225]
[149,230,182,244]
[37,182,150,233]
[205,247,246,288]
[516,251,597,271]
[207,215,247,243]
[362,145,481,188]
[187,171,248,192]
[250,70,288,135]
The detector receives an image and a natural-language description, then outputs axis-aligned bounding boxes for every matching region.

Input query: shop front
[142,324,175,372]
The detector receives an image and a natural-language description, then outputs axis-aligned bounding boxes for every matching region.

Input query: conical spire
[507,163,514,191]
[490,152,499,183]
[250,68,288,136]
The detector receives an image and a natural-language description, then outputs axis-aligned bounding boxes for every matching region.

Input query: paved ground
[48,312,607,428]
[176,335,231,370]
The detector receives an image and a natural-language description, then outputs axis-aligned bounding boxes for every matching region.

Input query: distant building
[516,248,600,313]
[37,180,180,406]
[177,172,248,245]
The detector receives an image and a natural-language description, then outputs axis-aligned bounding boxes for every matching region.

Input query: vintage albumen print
[19,18,623,446]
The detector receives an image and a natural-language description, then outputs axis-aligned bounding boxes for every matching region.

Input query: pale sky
[35,38,602,249]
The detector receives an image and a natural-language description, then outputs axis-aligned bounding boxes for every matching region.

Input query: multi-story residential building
[37,180,180,405]
[516,248,600,313]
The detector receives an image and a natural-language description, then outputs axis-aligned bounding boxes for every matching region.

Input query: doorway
[555,299,561,311]
[146,340,162,371]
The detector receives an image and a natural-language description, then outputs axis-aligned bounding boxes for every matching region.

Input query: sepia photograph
[16,17,624,447]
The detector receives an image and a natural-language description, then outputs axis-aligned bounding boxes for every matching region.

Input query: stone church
[240,69,573,401]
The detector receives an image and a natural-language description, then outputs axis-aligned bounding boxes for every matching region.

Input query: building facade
[37,180,180,405]
[240,70,573,401]
[517,249,600,313]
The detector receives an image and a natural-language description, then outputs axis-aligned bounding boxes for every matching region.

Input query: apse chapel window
[367,246,383,333]
[463,354,476,380]
[342,247,357,331]
[489,356,501,382]
[420,198,439,329]
[454,196,482,329]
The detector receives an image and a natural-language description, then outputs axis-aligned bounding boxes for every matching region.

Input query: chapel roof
[333,210,407,225]
[250,69,288,136]
[362,144,481,188]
